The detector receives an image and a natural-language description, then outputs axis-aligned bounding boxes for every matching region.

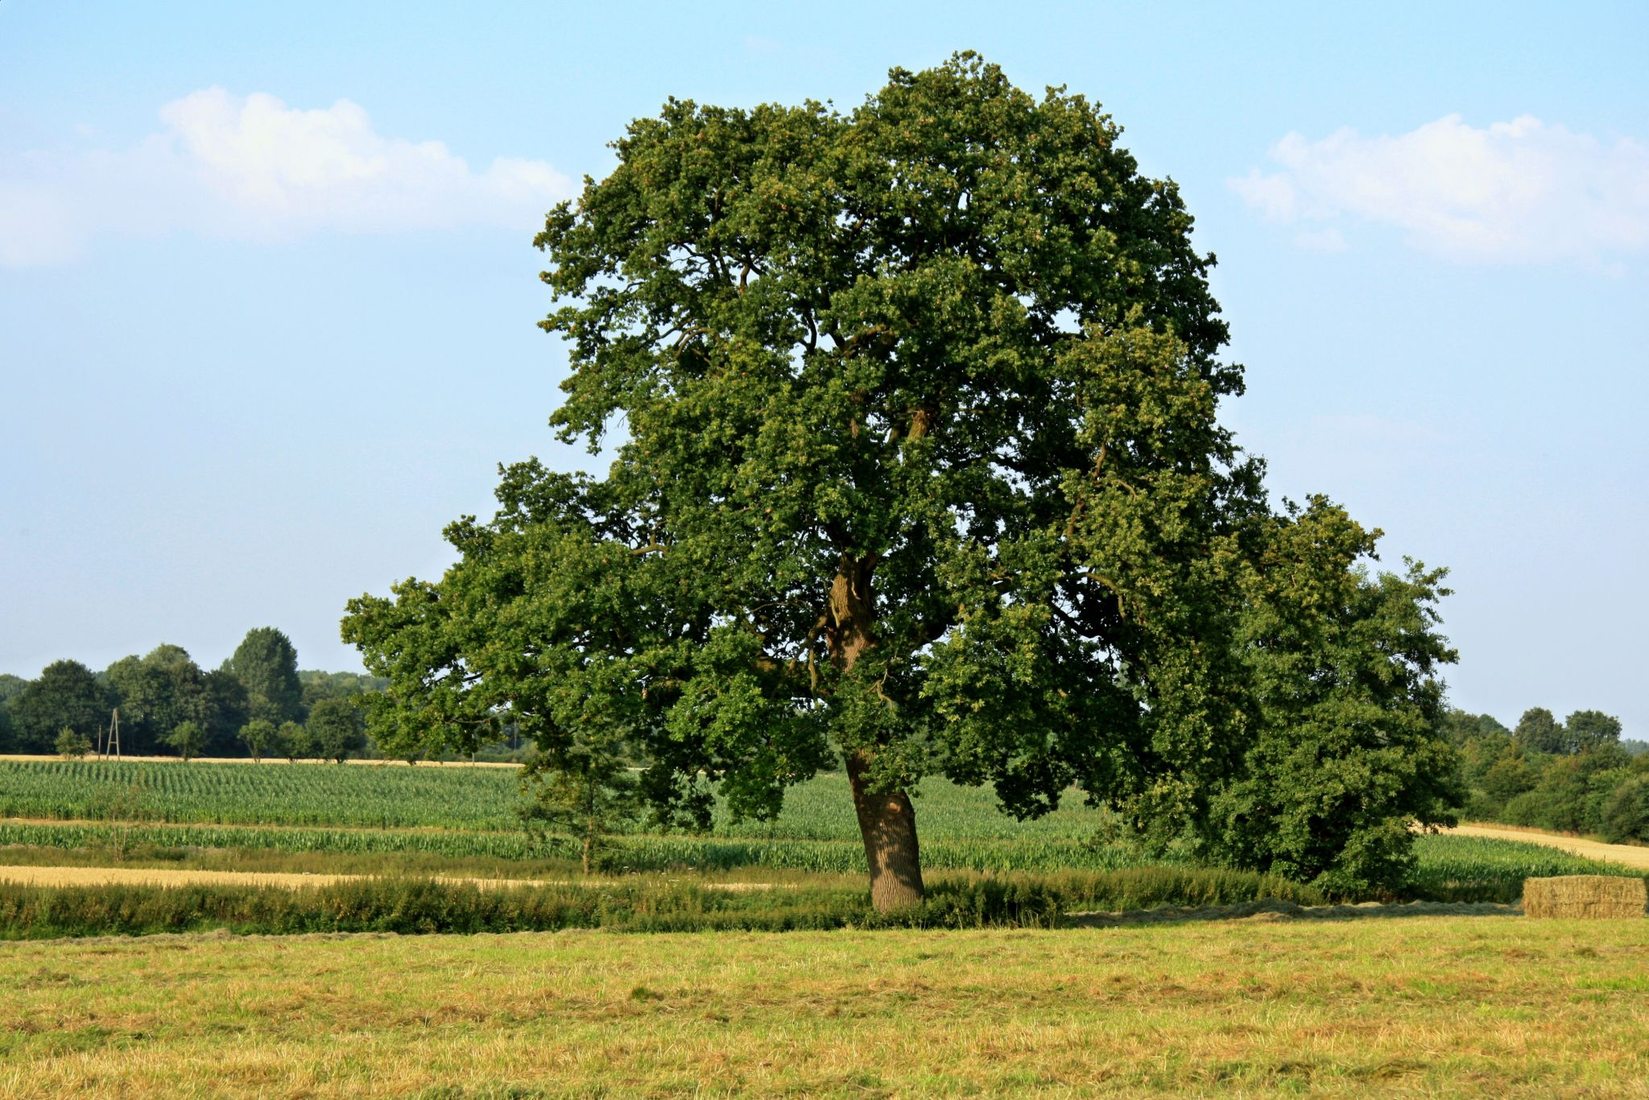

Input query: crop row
[0,760,1109,840]
[2,819,1637,898]
[0,759,523,829]
[0,820,1138,873]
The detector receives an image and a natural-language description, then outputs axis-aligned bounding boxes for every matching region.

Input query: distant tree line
[1447,707,1649,842]
[0,627,384,762]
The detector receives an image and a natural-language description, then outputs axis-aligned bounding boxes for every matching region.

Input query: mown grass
[4,917,1648,1097]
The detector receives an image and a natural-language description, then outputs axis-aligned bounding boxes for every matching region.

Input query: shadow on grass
[1063,899,1520,928]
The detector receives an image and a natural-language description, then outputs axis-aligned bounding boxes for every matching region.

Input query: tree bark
[828,552,926,912]
[846,749,925,911]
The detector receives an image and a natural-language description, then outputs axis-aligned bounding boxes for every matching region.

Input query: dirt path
[1440,823,1649,870]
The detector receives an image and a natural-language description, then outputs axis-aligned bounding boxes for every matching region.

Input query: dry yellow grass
[0,865,364,890]
[3,916,1648,1097]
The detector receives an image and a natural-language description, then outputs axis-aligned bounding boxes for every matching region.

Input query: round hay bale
[1522,875,1648,919]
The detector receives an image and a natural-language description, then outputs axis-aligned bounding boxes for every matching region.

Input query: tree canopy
[10,660,109,754]
[344,54,1460,908]
[223,627,304,726]
[303,697,368,763]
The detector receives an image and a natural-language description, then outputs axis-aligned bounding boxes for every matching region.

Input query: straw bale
[1522,875,1647,919]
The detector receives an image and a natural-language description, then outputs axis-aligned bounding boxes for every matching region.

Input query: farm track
[1441,823,1649,869]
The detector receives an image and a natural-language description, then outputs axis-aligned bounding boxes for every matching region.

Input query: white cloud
[0,89,575,266]
[1232,115,1649,264]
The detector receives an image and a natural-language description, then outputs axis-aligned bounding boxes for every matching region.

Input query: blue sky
[3,1,1646,735]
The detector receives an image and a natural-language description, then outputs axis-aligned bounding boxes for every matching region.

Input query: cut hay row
[1523,874,1648,919]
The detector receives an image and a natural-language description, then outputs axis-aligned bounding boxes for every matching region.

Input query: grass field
[4,916,1649,1097]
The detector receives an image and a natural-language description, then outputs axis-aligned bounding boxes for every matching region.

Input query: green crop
[3,760,1643,901]
[0,759,523,828]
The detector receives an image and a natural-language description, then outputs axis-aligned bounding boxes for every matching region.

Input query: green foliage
[162,720,206,761]
[343,53,1297,904]
[1456,708,1642,839]
[303,697,368,763]
[297,669,387,711]
[222,627,304,726]
[0,675,22,753]
[54,727,92,758]
[10,660,110,753]
[0,673,26,703]
[1193,499,1462,895]
[1564,709,1623,754]
[3,644,370,762]
[1514,707,1565,755]
[1479,748,1537,807]
[1599,775,1649,844]
[518,734,640,873]
[277,721,305,762]
[1441,708,1509,742]
[200,668,251,756]
[1509,707,1622,758]
[100,645,250,757]
[238,719,278,762]
[1504,745,1636,834]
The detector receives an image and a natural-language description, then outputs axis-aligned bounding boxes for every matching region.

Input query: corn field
[3,759,1644,897]
[0,759,523,829]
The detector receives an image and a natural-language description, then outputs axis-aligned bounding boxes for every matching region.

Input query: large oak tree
[345,55,1455,909]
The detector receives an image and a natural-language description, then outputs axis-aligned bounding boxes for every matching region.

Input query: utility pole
[104,707,121,760]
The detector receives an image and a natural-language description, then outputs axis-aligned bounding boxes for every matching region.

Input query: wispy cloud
[0,88,575,267]
[1232,115,1649,265]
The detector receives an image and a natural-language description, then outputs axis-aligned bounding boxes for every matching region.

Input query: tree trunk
[846,749,925,912]
[829,552,927,912]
